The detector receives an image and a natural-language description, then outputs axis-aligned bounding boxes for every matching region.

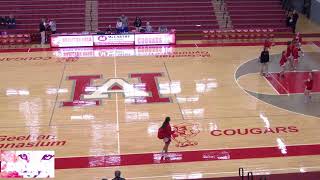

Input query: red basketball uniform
[264,40,272,49]
[162,123,174,143]
[279,54,287,66]
[295,34,302,44]
[286,44,293,58]
[305,79,313,90]
[292,47,299,60]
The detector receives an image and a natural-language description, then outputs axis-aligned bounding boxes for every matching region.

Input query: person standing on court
[292,43,300,70]
[304,72,313,103]
[112,170,125,180]
[286,41,294,70]
[39,18,46,45]
[259,47,270,76]
[279,50,288,77]
[158,117,175,155]
[292,10,299,33]
[263,38,273,50]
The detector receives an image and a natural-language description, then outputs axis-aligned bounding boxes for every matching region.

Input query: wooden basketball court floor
[1,41,320,179]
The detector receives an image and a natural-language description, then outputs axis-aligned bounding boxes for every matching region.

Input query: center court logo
[172,123,200,147]
[62,73,171,107]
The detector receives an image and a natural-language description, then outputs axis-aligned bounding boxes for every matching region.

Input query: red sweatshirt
[163,124,174,138]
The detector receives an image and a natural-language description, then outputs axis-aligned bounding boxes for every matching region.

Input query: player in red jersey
[279,51,288,77]
[158,117,175,157]
[304,72,313,103]
[286,41,294,70]
[292,44,300,70]
[264,38,273,50]
[294,32,304,56]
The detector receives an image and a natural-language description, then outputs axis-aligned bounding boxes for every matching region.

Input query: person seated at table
[116,19,123,34]
[49,19,56,34]
[0,16,6,29]
[158,25,168,33]
[106,25,113,34]
[145,22,153,33]
[96,28,105,35]
[6,15,16,29]
[133,17,142,32]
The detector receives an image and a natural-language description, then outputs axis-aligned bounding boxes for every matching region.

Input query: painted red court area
[265,71,320,94]
[188,171,320,180]
[55,144,320,169]
[314,41,320,48]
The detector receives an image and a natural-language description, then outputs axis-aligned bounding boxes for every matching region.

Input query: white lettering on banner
[51,36,93,47]
[51,34,175,47]
[52,46,173,57]
[93,34,135,46]
[83,78,149,99]
[135,34,175,45]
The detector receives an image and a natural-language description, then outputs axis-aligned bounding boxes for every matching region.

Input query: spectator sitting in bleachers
[119,14,128,33]
[95,28,105,35]
[49,20,56,34]
[6,15,16,29]
[106,25,113,34]
[133,17,142,32]
[0,16,7,29]
[112,170,125,180]
[116,19,123,34]
[145,22,153,33]
[158,25,168,33]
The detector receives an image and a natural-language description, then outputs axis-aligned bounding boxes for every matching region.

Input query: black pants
[292,23,297,33]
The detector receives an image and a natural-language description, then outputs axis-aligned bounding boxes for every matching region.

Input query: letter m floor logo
[62,73,171,107]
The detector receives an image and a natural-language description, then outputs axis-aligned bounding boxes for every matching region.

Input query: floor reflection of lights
[19,99,41,142]
[195,78,218,93]
[176,95,199,103]
[46,88,68,95]
[125,111,149,122]
[276,138,287,155]
[159,81,181,95]
[6,89,30,96]
[182,108,204,119]
[259,112,270,128]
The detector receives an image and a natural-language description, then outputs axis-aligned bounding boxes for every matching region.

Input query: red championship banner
[51,35,93,48]
[134,33,176,45]
[93,34,135,46]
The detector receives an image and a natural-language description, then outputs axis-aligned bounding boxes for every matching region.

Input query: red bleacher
[0,34,31,45]
[226,0,291,33]
[98,0,219,34]
[0,0,85,34]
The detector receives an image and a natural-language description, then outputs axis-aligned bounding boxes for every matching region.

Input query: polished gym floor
[0,40,320,179]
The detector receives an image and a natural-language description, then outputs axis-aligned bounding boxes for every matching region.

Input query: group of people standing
[114,14,154,34]
[259,33,313,103]
[0,15,16,30]
[39,18,56,45]
[286,10,299,33]
[99,15,169,35]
